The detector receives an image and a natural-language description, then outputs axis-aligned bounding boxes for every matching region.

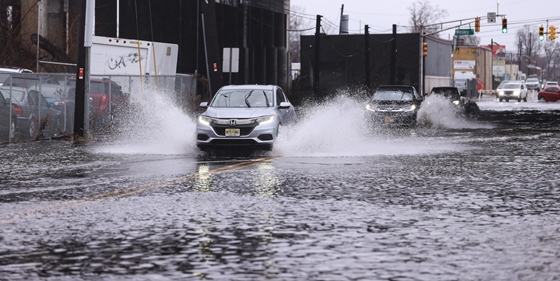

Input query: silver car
[196,85,296,150]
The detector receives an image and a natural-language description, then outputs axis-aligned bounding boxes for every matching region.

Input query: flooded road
[1,95,560,280]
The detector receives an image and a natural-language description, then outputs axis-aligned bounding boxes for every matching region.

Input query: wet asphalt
[0,102,559,281]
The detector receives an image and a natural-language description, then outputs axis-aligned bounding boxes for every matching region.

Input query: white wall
[425,75,451,93]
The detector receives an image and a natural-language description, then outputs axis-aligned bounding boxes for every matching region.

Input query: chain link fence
[0,73,197,143]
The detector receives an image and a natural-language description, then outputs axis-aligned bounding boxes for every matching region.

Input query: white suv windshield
[211,89,274,108]
[503,84,521,89]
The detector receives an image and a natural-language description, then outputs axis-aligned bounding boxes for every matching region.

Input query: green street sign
[455,29,474,36]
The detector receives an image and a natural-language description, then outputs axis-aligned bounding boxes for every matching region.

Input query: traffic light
[501,18,508,33]
[422,42,428,57]
[475,17,480,32]
[539,25,545,41]
[550,26,557,41]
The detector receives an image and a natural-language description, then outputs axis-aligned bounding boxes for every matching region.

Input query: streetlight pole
[36,0,41,72]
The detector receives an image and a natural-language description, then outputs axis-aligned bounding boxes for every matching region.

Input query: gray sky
[290,0,560,52]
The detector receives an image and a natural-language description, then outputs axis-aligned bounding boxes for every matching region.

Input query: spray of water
[273,90,473,157]
[91,81,199,155]
[417,95,493,129]
[91,86,487,157]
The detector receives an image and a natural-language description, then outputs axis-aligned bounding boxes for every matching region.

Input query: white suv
[497,82,528,102]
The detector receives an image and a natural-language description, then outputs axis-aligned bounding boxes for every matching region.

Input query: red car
[68,78,130,130]
[538,85,560,102]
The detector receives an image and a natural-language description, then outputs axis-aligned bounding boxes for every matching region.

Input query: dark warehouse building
[94,0,291,98]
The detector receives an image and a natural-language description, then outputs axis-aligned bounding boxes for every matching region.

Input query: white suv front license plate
[225,128,240,136]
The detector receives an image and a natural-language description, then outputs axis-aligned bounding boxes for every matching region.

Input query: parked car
[428,86,480,117]
[1,74,59,89]
[525,77,540,91]
[497,82,528,102]
[39,84,87,133]
[0,90,17,142]
[0,66,33,87]
[0,86,60,139]
[67,78,129,129]
[196,84,296,151]
[365,85,423,126]
[538,85,560,102]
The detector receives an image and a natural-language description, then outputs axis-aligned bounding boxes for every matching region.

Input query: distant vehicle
[525,77,540,91]
[538,86,560,102]
[196,84,296,151]
[428,87,480,117]
[497,82,528,102]
[495,80,509,98]
[544,81,558,87]
[453,71,476,95]
[0,66,33,87]
[0,86,60,139]
[0,90,17,142]
[365,85,423,126]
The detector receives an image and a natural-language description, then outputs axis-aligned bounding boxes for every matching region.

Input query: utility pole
[339,5,344,34]
[390,24,397,84]
[73,0,87,138]
[313,15,322,96]
[364,25,370,88]
[201,0,223,98]
[518,39,522,77]
[419,26,424,95]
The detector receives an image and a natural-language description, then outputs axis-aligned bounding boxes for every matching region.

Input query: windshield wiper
[244,90,254,108]
[262,91,270,107]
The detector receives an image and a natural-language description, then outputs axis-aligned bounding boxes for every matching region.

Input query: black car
[0,90,17,142]
[429,87,480,117]
[365,85,423,126]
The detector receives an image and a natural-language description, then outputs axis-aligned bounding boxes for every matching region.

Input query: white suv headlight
[198,115,212,126]
[256,115,276,125]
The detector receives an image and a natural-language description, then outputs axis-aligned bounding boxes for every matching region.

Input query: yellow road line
[0,156,280,225]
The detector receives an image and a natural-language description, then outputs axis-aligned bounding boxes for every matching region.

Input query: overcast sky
[290,0,560,51]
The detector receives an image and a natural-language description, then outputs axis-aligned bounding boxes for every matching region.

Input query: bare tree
[407,0,448,36]
[289,5,313,63]
[515,25,543,63]
[543,40,560,80]
[462,35,480,46]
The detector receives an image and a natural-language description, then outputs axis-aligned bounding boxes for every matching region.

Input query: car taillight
[101,95,109,106]
[13,105,23,115]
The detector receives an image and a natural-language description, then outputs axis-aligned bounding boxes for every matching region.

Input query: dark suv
[429,87,480,117]
[365,85,423,126]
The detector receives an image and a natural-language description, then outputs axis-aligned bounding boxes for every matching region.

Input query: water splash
[417,95,493,129]
[273,92,472,157]
[91,82,199,155]
[90,87,482,157]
